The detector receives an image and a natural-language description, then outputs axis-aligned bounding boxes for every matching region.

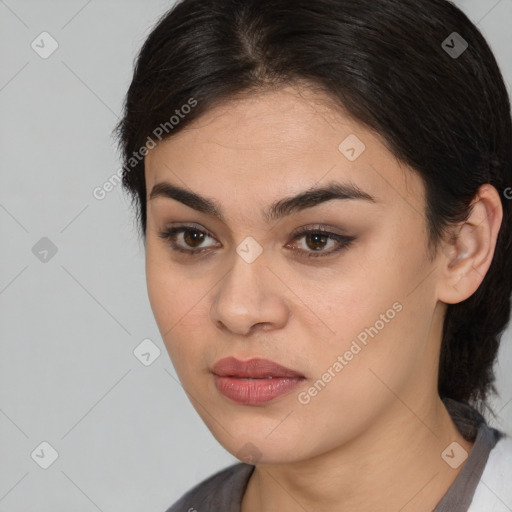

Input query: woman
[114,0,512,510]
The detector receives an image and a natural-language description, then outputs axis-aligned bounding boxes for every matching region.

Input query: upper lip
[212,357,305,378]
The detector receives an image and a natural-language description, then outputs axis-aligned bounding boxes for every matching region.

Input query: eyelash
[158,224,356,259]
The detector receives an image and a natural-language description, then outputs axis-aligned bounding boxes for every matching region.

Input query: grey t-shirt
[165,398,503,512]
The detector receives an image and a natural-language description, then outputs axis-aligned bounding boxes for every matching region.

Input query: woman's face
[144,85,446,464]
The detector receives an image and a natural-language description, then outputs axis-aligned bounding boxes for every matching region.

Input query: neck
[241,396,474,512]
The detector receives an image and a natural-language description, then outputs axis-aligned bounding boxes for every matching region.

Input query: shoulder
[469,434,512,511]
[164,462,255,512]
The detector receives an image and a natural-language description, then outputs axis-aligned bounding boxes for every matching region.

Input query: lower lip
[214,375,305,405]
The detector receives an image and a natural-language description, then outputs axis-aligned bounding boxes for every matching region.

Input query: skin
[144,84,503,511]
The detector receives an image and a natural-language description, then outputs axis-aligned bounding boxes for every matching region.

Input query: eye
[286,226,356,258]
[158,224,356,258]
[158,224,219,255]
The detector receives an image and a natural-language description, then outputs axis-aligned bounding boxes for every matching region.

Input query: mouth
[232,376,278,380]
[211,356,305,379]
[211,357,306,405]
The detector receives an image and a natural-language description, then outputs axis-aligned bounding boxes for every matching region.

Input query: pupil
[184,230,204,247]
[307,233,327,250]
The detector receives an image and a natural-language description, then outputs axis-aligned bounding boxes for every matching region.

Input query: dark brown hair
[114,0,512,412]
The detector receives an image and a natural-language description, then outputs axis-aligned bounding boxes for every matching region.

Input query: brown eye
[183,229,206,248]
[304,232,329,251]
[159,224,356,259]
[158,225,218,255]
[287,227,356,258]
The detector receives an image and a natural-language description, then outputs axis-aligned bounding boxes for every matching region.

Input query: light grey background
[0,1,511,511]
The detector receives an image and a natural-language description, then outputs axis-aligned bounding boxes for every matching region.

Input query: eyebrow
[149,180,377,223]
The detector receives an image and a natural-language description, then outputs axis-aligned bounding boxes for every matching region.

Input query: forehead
[144,85,425,217]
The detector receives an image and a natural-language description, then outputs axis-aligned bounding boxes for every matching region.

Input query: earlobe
[437,184,503,305]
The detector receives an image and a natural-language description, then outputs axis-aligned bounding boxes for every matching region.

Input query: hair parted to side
[113,0,512,412]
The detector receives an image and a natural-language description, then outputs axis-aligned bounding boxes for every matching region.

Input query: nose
[210,248,289,336]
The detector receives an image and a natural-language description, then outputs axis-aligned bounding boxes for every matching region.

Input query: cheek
[293,256,403,348]
[145,248,189,350]
[145,241,195,325]
[145,248,173,327]
[145,250,213,369]
[296,298,426,443]
[301,238,434,383]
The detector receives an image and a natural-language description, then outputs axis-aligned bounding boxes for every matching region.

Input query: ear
[437,184,503,305]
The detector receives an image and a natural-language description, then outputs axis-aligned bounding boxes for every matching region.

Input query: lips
[212,357,306,405]
[212,357,305,379]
